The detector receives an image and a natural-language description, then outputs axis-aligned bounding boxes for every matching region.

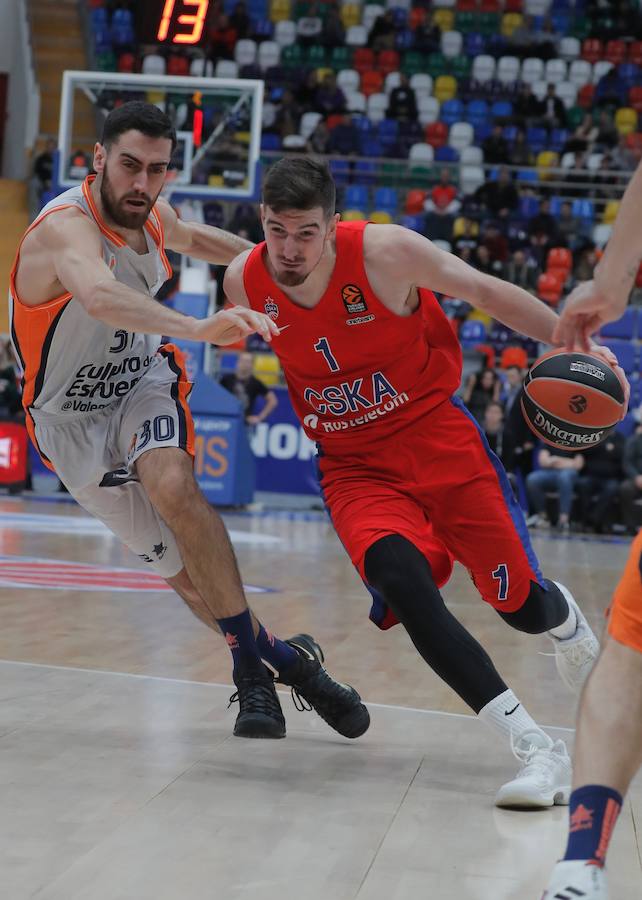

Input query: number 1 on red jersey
[314,337,340,373]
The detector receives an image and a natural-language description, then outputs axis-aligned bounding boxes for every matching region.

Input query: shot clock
[136,0,211,46]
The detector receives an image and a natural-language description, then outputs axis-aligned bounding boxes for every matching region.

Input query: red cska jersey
[243,220,463,453]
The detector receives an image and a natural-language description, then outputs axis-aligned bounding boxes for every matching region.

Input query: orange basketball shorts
[608,530,642,653]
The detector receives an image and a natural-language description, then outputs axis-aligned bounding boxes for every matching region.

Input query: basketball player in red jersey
[9,104,369,743]
[225,157,625,806]
[541,165,642,899]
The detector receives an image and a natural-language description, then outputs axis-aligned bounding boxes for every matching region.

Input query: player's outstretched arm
[157,198,254,265]
[554,160,642,351]
[42,211,276,345]
[223,249,253,308]
[369,224,560,345]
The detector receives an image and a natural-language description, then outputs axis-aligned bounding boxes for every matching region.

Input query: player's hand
[196,306,280,346]
[552,279,623,352]
[246,415,261,426]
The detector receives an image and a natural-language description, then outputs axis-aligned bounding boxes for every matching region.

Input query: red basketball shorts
[607,530,642,654]
[317,396,545,629]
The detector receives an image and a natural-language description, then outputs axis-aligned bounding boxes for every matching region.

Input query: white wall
[0,0,40,180]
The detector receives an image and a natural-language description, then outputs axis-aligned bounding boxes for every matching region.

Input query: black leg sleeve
[364,534,508,714]
[496,578,570,634]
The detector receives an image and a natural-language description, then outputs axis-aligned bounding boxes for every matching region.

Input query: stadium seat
[346,25,368,45]
[425,122,449,148]
[408,142,435,163]
[361,70,385,96]
[435,146,459,162]
[521,57,544,85]
[568,60,593,92]
[409,73,433,96]
[544,58,567,83]
[418,96,441,125]
[615,108,638,136]
[581,39,603,64]
[559,36,580,61]
[378,49,400,75]
[235,39,258,66]
[142,54,166,75]
[600,341,636,374]
[299,111,322,138]
[341,3,361,27]
[572,198,595,224]
[433,8,455,30]
[460,165,484,194]
[536,151,559,180]
[441,30,463,58]
[547,246,572,276]
[501,12,523,37]
[629,41,642,67]
[258,40,281,69]
[526,126,547,153]
[337,68,360,93]
[400,214,425,232]
[449,121,473,150]
[369,211,392,224]
[497,56,520,84]
[353,47,375,73]
[342,209,367,221]
[460,145,483,164]
[384,71,402,93]
[537,273,563,305]
[345,91,367,113]
[269,0,291,20]
[605,40,626,65]
[490,100,513,120]
[600,308,637,341]
[434,75,457,102]
[215,59,239,77]
[405,188,428,214]
[472,55,496,83]
[345,185,369,210]
[362,4,384,31]
[556,81,577,109]
[603,200,620,224]
[441,98,464,125]
[274,19,296,45]
[459,320,487,349]
[367,92,388,123]
[592,223,612,248]
[593,60,614,84]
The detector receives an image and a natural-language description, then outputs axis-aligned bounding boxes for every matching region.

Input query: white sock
[548,582,578,640]
[478,689,551,749]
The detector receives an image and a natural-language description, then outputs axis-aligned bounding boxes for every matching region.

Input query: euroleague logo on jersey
[342,284,367,314]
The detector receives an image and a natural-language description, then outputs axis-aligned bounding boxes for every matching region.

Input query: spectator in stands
[480,220,509,267]
[483,402,508,461]
[473,244,502,276]
[387,74,418,122]
[528,198,558,242]
[565,150,590,198]
[208,12,237,59]
[573,243,599,282]
[556,201,582,248]
[502,366,535,480]
[367,9,396,51]
[566,113,599,154]
[229,1,250,39]
[463,367,502,424]
[0,340,21,420]
[592,153,618,200]
[511,128,534,167]
[595,66,627,108]
[327,115,360,156]
[274,88,302,139]
[228,202,263,243]
[453,218,479,256]
[537,84,567,130]
[503,248,539,292]
[308,121,330,155]
[526,446,584,532]
[322,8,345,48]
[475,166,519,219]
[314,72,346,117]
[513,84,541,126]
[34,138,56,194]
[296,70,319,109]
[620,421,642,535]
[576,432,624,533]
[220,352,279,428]
[297,3,323,46]
[595,109,619,150]
[482,125,511,166]
[611,134,639,172]
[413,12,441,54]
[425,167,460,216]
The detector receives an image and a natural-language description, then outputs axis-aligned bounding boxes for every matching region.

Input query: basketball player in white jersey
[9,101,369,742]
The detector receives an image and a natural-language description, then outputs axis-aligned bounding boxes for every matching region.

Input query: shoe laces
[559,627,597,666]
[510,730,563,779]
[290,665,354,717]
[228,671,280,716]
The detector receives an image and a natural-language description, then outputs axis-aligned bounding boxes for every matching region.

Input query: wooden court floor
[1,495,641,899]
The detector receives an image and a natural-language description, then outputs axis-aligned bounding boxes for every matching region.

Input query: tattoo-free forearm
[477,275,560,344]
[89,279,200,338]
[186,223,255,265]
[594,160,642,312]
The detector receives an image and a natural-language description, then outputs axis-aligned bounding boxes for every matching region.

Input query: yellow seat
[433,9,454,31]
[434,75,457,102]
[341,3,361,28]
[603,200,620,224]
[467,310,492,327]
[146,90,166,104]
[234,131,251,145]
[208,175,224,187]
[370,211,392,224]
[536,150,559,180]
[614,107,638,136]
[316,67,333,82]
[501,12,523,37]
[342,209,367,221]
[269,0,291,22]
[253,352,281,386]
[452,216,479,237]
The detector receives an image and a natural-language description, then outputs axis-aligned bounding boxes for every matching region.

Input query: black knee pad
[497,578,569,634]
[364,533,437,614]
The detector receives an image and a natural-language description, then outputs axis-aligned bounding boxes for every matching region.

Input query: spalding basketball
[521,349,626,450]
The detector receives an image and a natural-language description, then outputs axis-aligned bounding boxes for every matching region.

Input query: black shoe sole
[234,713,286,739]
[335,706,371,739]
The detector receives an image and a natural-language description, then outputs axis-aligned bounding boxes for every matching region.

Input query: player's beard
[276,268,309,287]
[100,162,156,230]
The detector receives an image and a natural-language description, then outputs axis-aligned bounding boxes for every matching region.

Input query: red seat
[605,39,626,65]
[409,6,426,29]
[353,47,375,73]
[325,113,344,130]
[167,55,189,76]
[377,49,400,75]
[479,0,500,11]
[629,86,642,114]
[456,0,477,9]
[425,121,448,148]
[504,0,523,10]
[117,52,136,73]
[581,39,603,64]
[405,188,427,214]
[628,40,642,67]
[578,84,595,109]
[547,247,572,273]
[538,272,563,305]
[360,69,384,96]
[625,132,642,152]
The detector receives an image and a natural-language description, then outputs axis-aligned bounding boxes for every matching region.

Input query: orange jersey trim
[158,344,195,457]
[81,175,127,247]
[147,205,173,280]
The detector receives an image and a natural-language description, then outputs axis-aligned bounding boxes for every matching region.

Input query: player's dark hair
[101,101,177,153]
[262,157,336,220]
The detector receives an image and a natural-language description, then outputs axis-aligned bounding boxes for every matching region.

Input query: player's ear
[93,142,106,173]
[326,212,340,238]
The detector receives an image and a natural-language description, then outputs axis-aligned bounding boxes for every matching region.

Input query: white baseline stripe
[0,658,575,733]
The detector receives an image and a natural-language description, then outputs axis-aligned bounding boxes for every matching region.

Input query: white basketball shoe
[542,860,609,899]
[549,582,600,692]
[495,729,571,808]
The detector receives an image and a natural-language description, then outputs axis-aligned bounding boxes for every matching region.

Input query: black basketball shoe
[278,634,370,739]
[228,663,286,739]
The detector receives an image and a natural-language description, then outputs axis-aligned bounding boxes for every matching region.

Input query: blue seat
[378,118,399,148]
[600,340,637,374]
[260,133,281,151]
[93,27,112,51]
[619,63,640,86]
[219,352,240,373]
[549,195,564,216]
[352,115,374,135]
[572,198,595,223]
[252,18,274,39]
[519,195,539,218]
[549,128,569,152]
[490,100,513,120]
[400,214,425,233]
[502,125,518,143]
[441,99,464,125]
[465,33,486,57]
[466,99,488,124]
[474,122,492,143]
[600,308,637,340]
[616,413,637,438]
[391,7,408,28]
[111,25,134,47]
[550,12,570,32]
[459,320,487,348]
[373,187,398,213]
[329,159,351,185]
[395,29,414,50]
[360,138,384,158]
[345,185,369,209]
[435,145,460,162]
[353,161,378,184]
[111,8,133,26]
[90,8,108,27]
[526,126,547,153]
[516,169,538,183]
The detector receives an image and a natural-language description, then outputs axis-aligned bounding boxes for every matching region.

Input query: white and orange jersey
[9,176,173,442]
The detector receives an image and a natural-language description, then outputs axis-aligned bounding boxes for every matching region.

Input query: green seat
[567,106,585,129]
[381,161,406,187]
[478,12,499,36]
[427,53,448,77]
[330,46,353,70]
[571,17,590,39]
[401,51,426,76]
[449,55,471,79]
[455,11,477,34]
[282,44,304,66]
[407,165,435,189]
[305,44,327,66]
[96,51,116,71]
